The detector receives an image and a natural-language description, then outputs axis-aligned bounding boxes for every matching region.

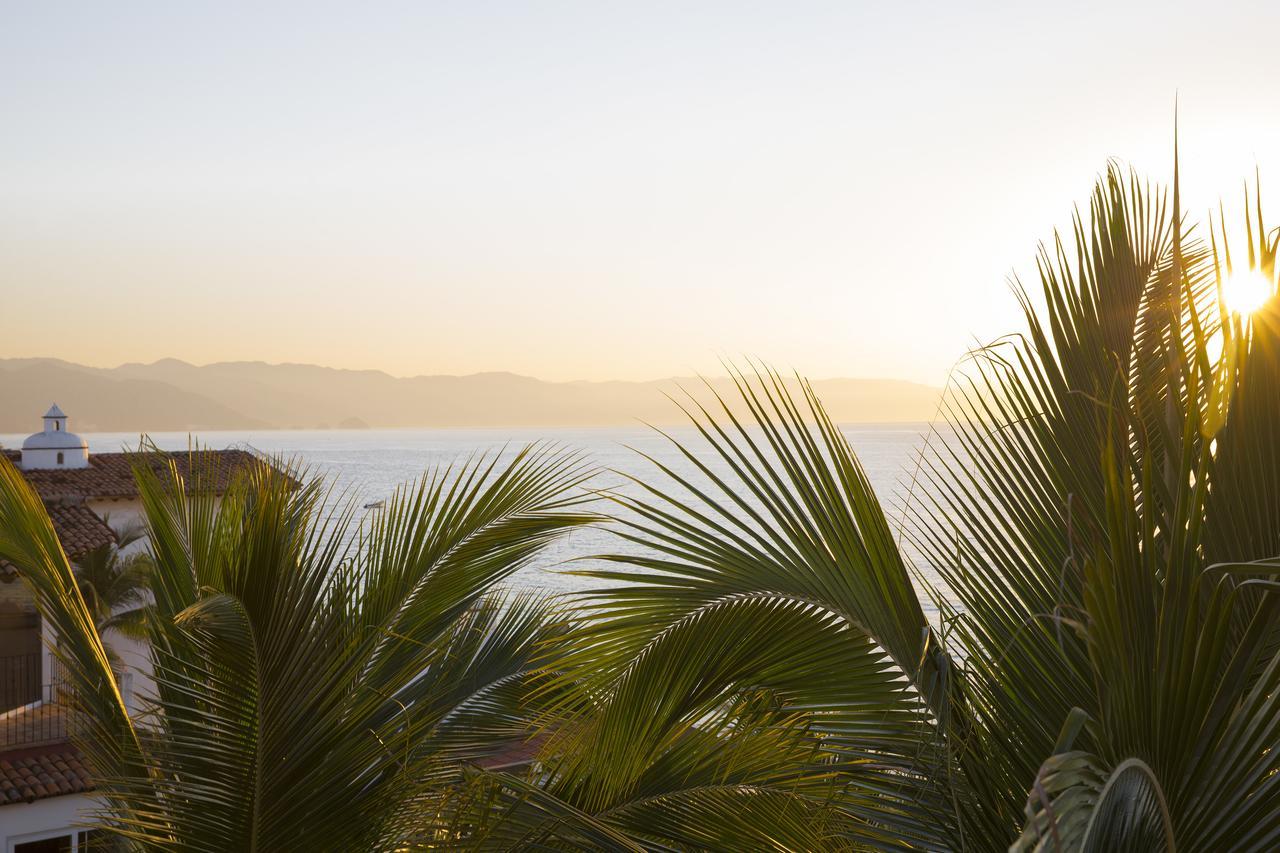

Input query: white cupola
[21,404,90,470]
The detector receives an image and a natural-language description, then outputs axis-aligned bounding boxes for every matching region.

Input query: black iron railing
[0,651,42,712]
[0,652,75,749]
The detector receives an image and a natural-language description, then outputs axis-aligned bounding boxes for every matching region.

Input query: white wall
[20,447,90,471]
[84,500,152,717]
[86,500,145,558]
[43,494,230,726]
[0,794,98,851]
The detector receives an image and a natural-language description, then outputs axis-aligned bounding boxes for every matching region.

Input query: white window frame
[6,826,94,853]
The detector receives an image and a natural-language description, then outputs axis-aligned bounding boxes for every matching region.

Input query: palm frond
[3,442,595,851]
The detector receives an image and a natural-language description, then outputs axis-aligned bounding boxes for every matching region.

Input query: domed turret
[21,404,90,470]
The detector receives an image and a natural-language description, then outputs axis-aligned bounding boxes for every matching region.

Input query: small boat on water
[363,500,385,510]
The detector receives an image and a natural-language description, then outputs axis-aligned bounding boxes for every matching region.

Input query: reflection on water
[1,425,940,612]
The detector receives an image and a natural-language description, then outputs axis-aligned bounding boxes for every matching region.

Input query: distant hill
[0,360,268,432]
[0,358,940,432]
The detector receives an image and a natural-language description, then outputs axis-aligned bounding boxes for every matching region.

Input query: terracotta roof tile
[1,502,120,582]
[2,448,264,501]
[0,743,94,806]
[0,449,271,582]
[46,504,118,557]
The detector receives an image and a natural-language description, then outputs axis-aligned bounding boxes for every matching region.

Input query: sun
[1222,270,1275,315]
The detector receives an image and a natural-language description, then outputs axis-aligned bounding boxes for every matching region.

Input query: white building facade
[2,406,266,851]
[19,405,89,472]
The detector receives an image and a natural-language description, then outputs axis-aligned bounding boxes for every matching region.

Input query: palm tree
[72,517,153,650]
[0,152,1276,852]
[0,445,594,851]
[464,158,1280,850]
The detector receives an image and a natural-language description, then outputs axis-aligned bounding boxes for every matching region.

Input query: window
[13,836,70,853]
[78,832,109,852]
[55,422,60,430]
[11,830,108,852]
[56,452,64,465]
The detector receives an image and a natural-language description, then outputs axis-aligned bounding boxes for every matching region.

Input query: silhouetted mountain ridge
[0,358,941,432]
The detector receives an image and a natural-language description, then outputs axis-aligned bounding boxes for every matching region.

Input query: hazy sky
[3,2,1280,384]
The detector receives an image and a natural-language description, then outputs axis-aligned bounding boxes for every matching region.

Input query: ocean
[1,425,940,608]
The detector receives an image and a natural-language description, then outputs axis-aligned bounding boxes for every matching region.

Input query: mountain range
[0,358,941,433]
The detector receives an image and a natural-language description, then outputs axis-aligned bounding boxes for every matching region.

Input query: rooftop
[2,448,263,501]
[0,447,270,582]
[44,504,118,557]
[0,743,93,806]
[0,504,117,583]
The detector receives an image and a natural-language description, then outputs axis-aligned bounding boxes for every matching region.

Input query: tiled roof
[0,743,94,806]
[1,448,263,501]
[46,504,118,557]
[0,448,269,582]
[0,503,119,582]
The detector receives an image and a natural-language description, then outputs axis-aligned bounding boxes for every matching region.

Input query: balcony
[1,653,74,750]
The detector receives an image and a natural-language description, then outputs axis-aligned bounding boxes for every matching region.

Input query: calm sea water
[1,426,940,609]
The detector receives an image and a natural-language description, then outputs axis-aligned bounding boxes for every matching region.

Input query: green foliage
[0,444,594,851]
[73,517,154,650]
[463,158,1280,851]
[1,150,1278,852]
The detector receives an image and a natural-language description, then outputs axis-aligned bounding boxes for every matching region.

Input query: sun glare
[1222,270,1275,315]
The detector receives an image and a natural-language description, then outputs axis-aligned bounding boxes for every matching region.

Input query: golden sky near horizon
[3,3,1280,384]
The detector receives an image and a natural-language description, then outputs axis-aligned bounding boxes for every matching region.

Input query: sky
[3,2,1280,385]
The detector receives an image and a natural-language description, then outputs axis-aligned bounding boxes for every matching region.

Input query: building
[1,406,266,851]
